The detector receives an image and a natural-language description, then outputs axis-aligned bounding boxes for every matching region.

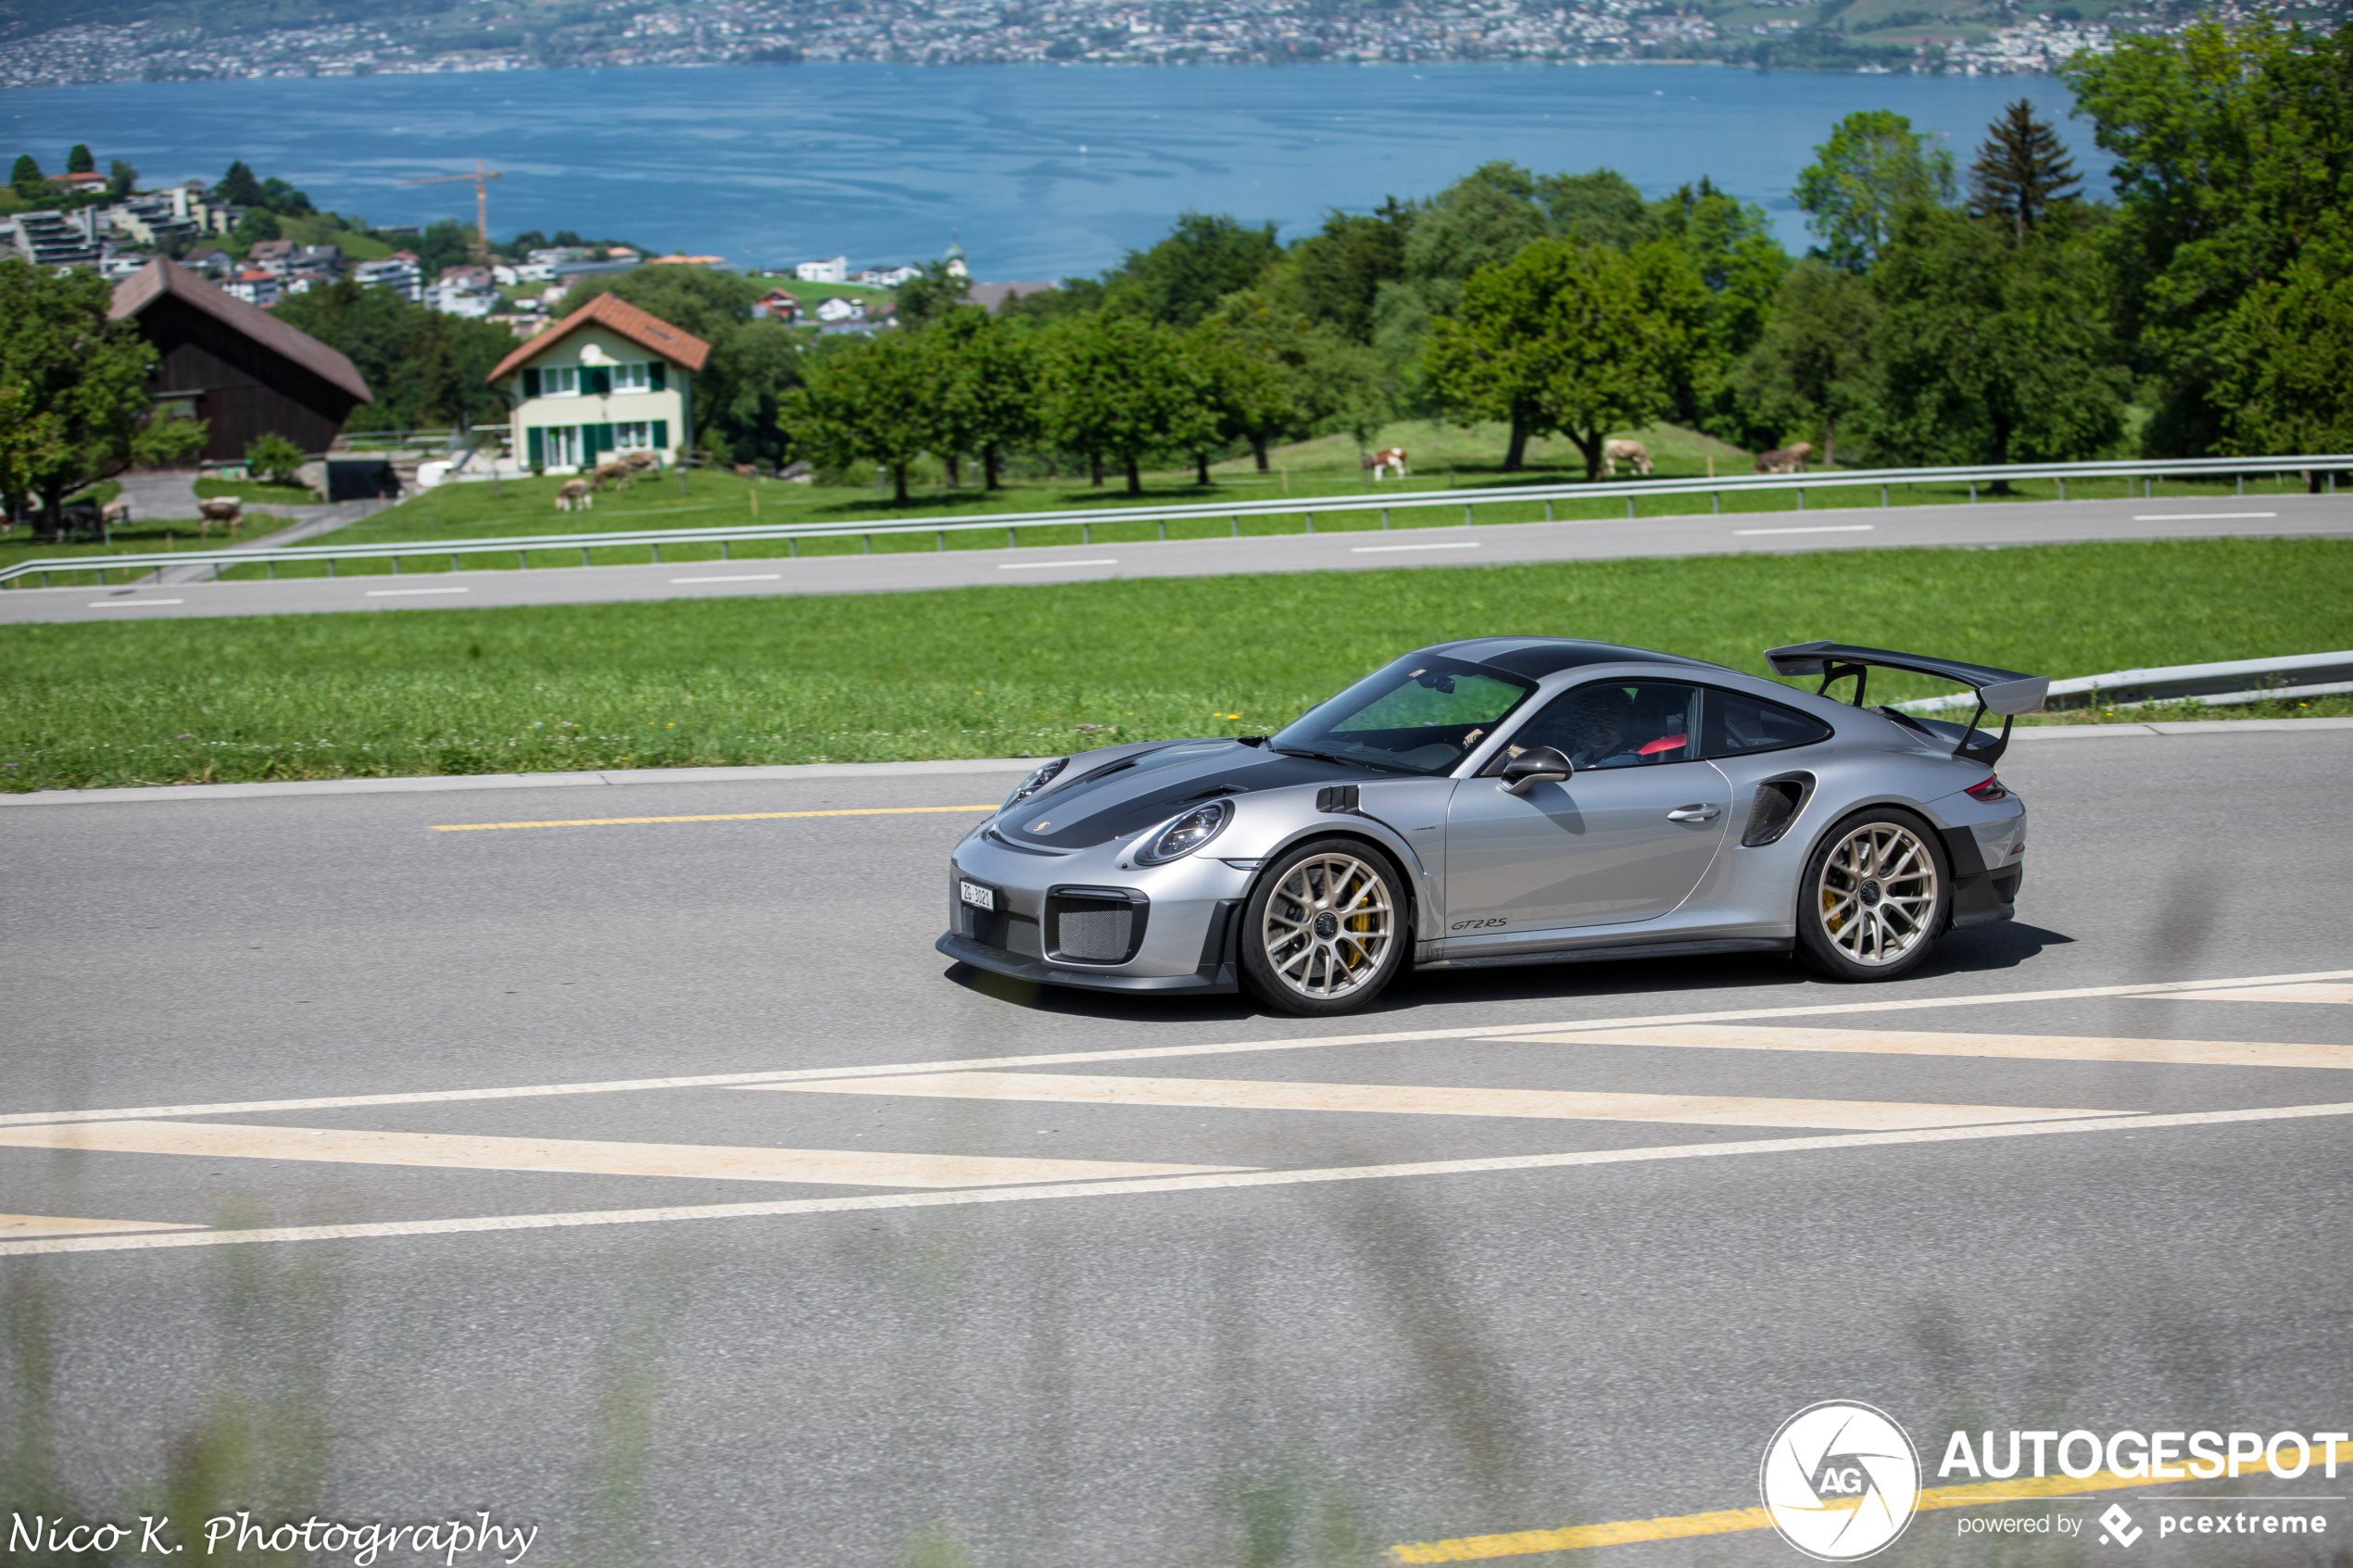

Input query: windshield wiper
[1275,748,1408,773]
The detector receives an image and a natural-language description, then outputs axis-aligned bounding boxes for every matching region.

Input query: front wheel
[1794,809,1951,982]
[1239,838,1409,1016]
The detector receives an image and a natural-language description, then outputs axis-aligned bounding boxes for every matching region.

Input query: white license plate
[959,880,995,911]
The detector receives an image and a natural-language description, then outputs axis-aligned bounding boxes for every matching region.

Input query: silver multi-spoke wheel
[1814,821,1939,967]
[1258,851,1397,1001]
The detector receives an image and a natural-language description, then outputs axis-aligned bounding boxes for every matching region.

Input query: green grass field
[0,511,305,579]
[2,537,2346,791]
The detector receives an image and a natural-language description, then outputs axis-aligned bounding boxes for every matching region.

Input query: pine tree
[9,154,44,199]
[1968,100,2082,242]
[65,143,94,174]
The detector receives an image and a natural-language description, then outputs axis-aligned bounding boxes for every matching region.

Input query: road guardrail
[1899,650,2353,712]
[4,452,2345,588]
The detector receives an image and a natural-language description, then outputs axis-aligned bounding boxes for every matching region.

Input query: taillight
[1964,774,2008,801]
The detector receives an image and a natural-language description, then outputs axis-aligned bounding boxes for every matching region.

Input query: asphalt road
[4,491,2347,623]
[4,725,2350,1567]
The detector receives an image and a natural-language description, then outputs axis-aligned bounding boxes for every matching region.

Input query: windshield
[1272,654,1536,775]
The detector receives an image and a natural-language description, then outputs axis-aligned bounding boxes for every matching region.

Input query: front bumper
[936,931,1239,994]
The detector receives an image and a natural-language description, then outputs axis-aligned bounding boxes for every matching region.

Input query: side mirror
[1500,746,1574,796]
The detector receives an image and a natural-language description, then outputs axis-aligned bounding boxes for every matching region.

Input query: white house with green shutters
[488,292,711,473]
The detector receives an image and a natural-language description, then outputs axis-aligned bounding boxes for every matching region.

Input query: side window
[1504,683,1701,771]
[1702,689,1834,758]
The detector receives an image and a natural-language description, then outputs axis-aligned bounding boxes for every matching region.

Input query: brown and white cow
[1603,439,1652,477]
[1755,442,1814,475]
[195,497,243,538]
[1363,447,1408,481]
[556,479,592,512]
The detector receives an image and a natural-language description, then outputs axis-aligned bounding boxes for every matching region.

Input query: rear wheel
[1795,809,1950,982]
[1239,838,1408,1016]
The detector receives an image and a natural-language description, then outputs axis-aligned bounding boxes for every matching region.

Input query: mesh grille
[1055,907,1133,962]
[1004,915,1044,959]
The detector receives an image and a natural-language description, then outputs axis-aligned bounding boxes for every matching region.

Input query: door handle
[1667,804,1721,822]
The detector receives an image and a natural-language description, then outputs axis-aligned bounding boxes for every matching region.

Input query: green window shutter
[595,423,615,458]
[522,368,541,398]
[652,420,668,451]
[526,427,544,467]
[648,360,666,392]
[588,367,611,397]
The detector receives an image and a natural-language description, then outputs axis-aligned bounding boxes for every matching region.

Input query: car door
[1442,681,1730,935]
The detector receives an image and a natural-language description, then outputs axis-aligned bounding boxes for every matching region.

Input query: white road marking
[1733,524,1875,536]
[755,1071,2118,1131]
[86,598,183,607]
[2150,983,2353,1006]
[997,559,1117,571]
[6,968,2347,1130]
[670,573,783,583]
[2132,512,2278,521]
[0,1121,1243,1187]
[364,586,471,596]
[1495,1024,2353,1071]
[8,1100,2350,1258]
[1,1213,204,1238]
[1351,542,1481,553]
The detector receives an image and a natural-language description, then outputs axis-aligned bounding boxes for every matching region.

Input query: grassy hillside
[1,536,2346,790]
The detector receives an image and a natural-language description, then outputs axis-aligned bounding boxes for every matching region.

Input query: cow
[101,498,132,528]
[1755,442,1814,475]
[590,459,634,492]
[1363,447,1408,481]
[556,479,592,513]
[623,450,659,473]
[195,497,243,538]
[1603,439,1652,477]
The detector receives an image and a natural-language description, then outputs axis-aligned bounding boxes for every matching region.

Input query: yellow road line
[432,804,998,831]
[0,1213,205,1239]
[1389,1443,2353,1562]
[1497,1024,2353,1072]
[750,1071,2120,1132]
[0,1121,1245,1188]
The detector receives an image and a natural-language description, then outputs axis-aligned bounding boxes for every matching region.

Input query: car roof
[1423,637,1725,680]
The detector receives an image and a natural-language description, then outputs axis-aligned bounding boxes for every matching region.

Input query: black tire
[1238,836,1410,1016]
[1793,807,1952,983]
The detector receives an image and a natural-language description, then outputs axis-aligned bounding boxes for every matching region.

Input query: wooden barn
[108,258,373,462]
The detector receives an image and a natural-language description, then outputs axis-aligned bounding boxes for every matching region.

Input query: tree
[2063,16,2353,454]
[894,258,972,332]
[65,144,94,175]
[1101,211,1284,328]
[1039,314,1214,494]
[0,260,205,526]
[245,432,305,488]
[1194,291,1318,470]
[233,207,283,246]
[0,382,63,529]
[1730,259,1878,464]
[1793,110,1957,272]
[276,278,516,433]
[258,176,313,216]
[778,332,937,503]
[1967,100,2082,242]
[1650,178,1791,431]
[1868,207,2129,472]
[1423,238,1707,479]
[2208,220,2353,457]
[1269,200,1410,345]
[918,306,1038,489]
[215,160,265,207]
[107,158,137,199]
[10,155,45,201]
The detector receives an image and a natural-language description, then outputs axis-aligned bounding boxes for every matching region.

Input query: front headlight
[1135,799,1232,865]
[1003,757,1067,811]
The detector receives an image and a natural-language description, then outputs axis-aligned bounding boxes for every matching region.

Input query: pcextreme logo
[1760,1401,1923,1562]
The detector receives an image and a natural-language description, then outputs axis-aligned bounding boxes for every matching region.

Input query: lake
[6,64,2088,278]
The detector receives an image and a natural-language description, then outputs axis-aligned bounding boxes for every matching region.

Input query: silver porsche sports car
[938,639,2043,1016]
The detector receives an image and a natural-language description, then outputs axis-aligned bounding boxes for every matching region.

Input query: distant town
[0,0,2280,86]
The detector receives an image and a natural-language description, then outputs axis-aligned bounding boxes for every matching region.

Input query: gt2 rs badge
[1451,919,1508,930]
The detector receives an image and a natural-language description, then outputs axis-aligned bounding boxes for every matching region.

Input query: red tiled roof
[486,291,712,383]
[109,258,372,405]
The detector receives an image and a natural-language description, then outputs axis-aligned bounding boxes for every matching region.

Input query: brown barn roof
[109,258,373,405]
[487,291,713,383]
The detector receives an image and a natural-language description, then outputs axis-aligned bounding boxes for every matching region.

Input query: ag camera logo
[1760,1401,1922,1561]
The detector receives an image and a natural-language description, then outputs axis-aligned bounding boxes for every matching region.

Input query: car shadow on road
[939,920,2077,1024]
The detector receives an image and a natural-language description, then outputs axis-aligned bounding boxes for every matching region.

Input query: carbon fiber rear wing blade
[1766,641,2049,765]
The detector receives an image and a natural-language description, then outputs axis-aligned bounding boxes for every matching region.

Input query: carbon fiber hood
[994,740,1364,851]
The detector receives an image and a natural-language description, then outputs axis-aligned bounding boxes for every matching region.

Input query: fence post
[651,543,661,564]
[862,534,872,554]
[1713,492,1720,514]
[449,554,459,572]
[1157,521,1166,541]
[580,546,589,566]
[1463,504,1472,527]
[1969,483,1977,504]
[1797,487,1805,511]
[937,532,945,552]
[2237,474,2246,496]
[1382,508,1390,530]
[392,556,401,574]
[1082,522,1090,545]
[328,558,336,577]
[1881,485,1888,508]
[721,541,730,560]
[1305,511,1315,533]
[517,552,525,571]
[1544,500,1553,522]
[2058,478,2067,502]
[790,538,798,558]
[1627,497,1635,520]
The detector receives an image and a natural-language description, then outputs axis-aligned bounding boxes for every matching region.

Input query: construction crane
[397,160,504,261]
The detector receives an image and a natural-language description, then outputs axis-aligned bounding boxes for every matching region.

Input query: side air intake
[1742,771,1815,847]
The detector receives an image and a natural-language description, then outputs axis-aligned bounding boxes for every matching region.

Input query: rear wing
[1766,641,2048,765]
